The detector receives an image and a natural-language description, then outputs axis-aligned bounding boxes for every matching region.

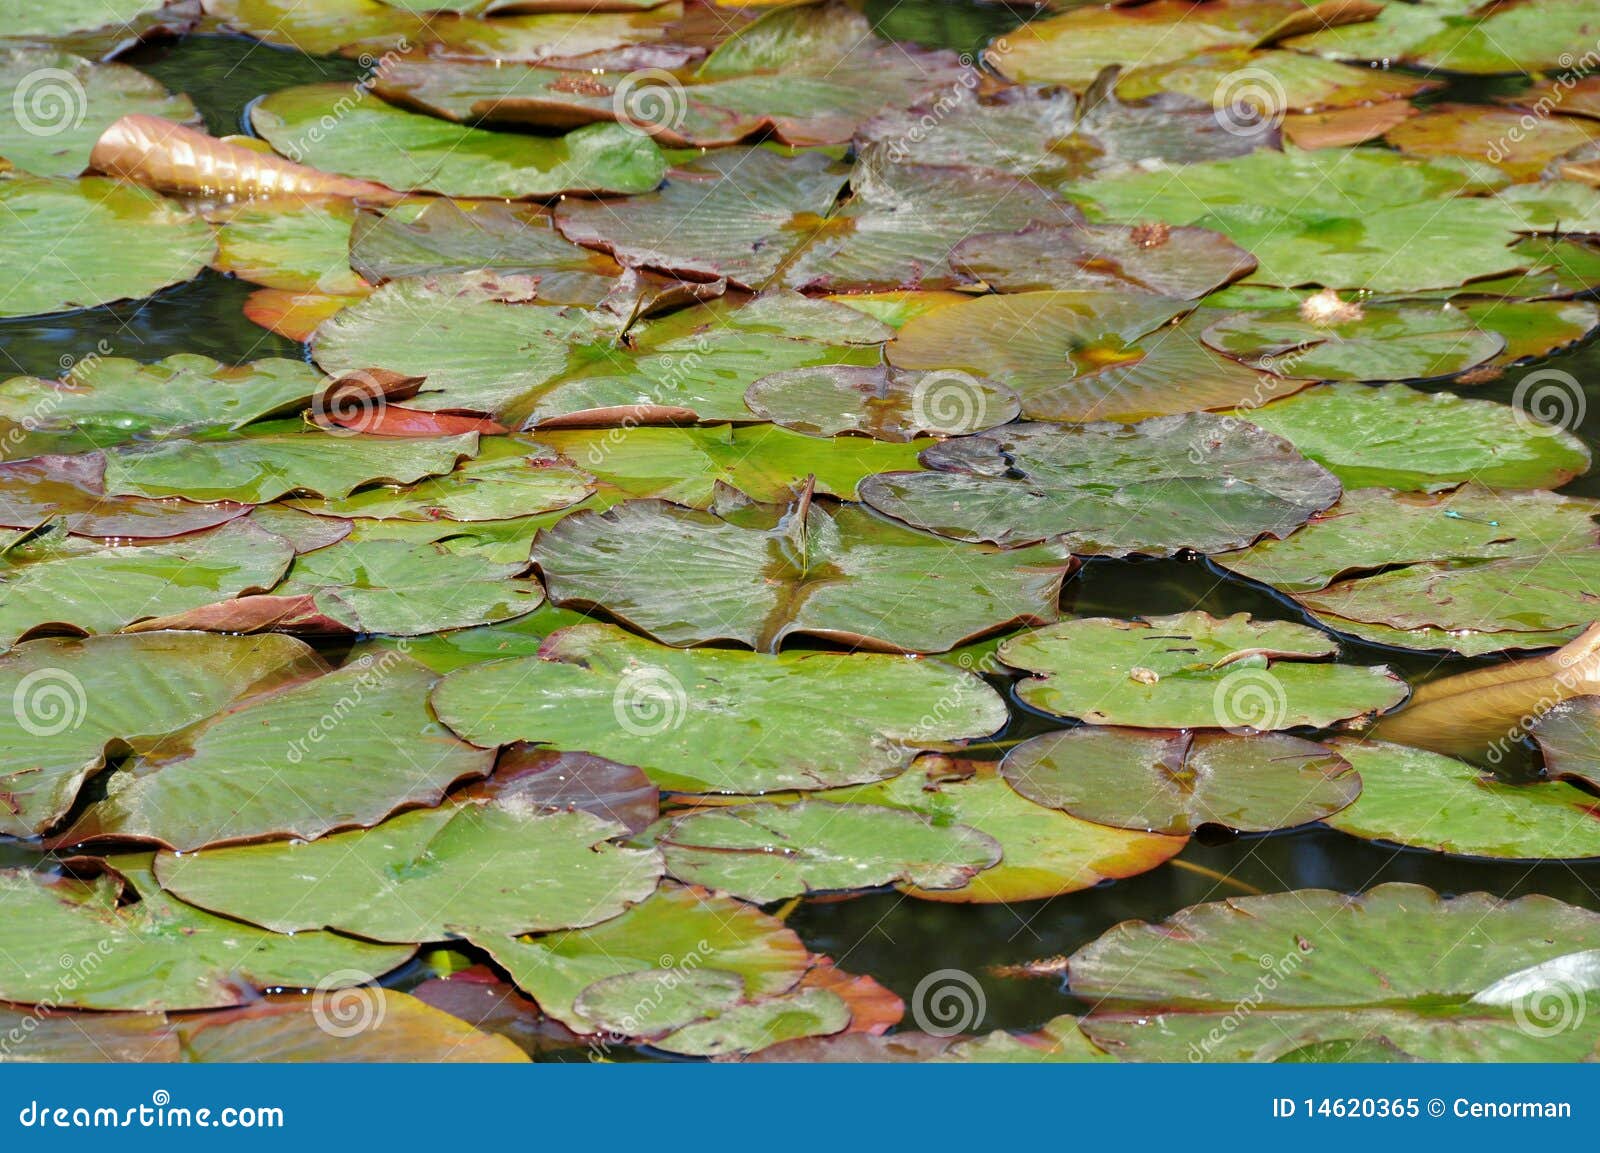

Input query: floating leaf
[859,415,1340,557]
[155,799,663,941]
[251,83,666,198]
[1241,382,1590,491]
[0,1006,176,1062]
[464,745,659,835]
[0,0,196,45]
[1115,46,1436,112]
[532,494,1074,653]
[951,223,1257,299]
[430,622,1006,793]
[0,453,245,539]
[1324,739,1600,859]
[1290,0,1600,75]
[1387,103,1600,181]
[1003,727,1359,834]
[652,800,1002,902]
[997,611,1407,729]
[1456,299,1600,364]
[0,174,211,318]
[209,197,368,295]
[62,652,493,849]
[1073,883,1600,1061]
[0,856,411,1011]
[1531,697,1600,793]
[1202,304,1504,381]
[743,364,1019,441]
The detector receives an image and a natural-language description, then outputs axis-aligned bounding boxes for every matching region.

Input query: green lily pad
[1531,697,1600,793]
[1290,0,1600,75]
[531,493,1074,653]
[997,611,1407,729]
[0,630,319,837]
[251,83,666,198]
[0,174,212,317]
[1003,727,1360,835]
[348,603,596,674]
[652,800,1002,902]
[155,799,663,942]
[539,423,928,508]
[1072,883,1600,1061]
[0,0,175,39]
[940,1016,1114,1063]
[951,222,1257,299]
[0,48,196,177]
[1216,485,1600,596]
[0,453,247,538]
[101,429,478,503]
[1202,304,1505,381]
[1307,614,1579,657]
[0,519,293,648]
[1115,46,1437,112]
[476,882,809,1033]
[743,364,1020,441]
[208,197,368,295]
[1456,299,1600,364]
[0,355,325,457]
[0,856,411,1011]
[555,145,1072,292]
[815,757,1188,903]
[886,292,1309,421]
[430,622,1006,794]
[1324,739,1600,859]
[859,415,1341,557]
[1240,382,1591,491]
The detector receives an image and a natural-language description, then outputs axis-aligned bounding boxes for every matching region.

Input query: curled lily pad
[208,197,369,296]
[816,756,1188,903]
[1072,883,1600,1061]
[474,883,809,1033]
[652,800,1002,903]
[0,630,319,837]
[1324,739,1600,859]
[0,855,411,1011]
[101,429,479,503]
[531,492,1074,653]
[251,83,666,198]
[1531,697,1600,793]
[1201,304,1505,381]
[1003,727,1360,835]
[952,222,1257,299]
[0,49,196,177]
[430,622,1007,794]
[0,174,211,317]
[0,453,246,538]
[859,415,1341,557]
[155,800,663,942]
[886,292,1308,421]
[1240,382,1591,491]
[997,611,1407,729]
[0,519,293,648]
[743,364,1020,442]
[61,652,494,849]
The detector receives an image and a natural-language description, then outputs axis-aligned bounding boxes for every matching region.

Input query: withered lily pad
[743,364,1019,442]
[0,174,212,317]
[651,800,1002,903]
[1072,883,1600,1061]
[1240,382,1591,491]
[859,415,1341,557]
[0,855,411,1011]
[155,799,663,941]
[1003,727,1360,835]
[1387,103,1600,181]
[465,745,659,835]
[1324,739,1600,859]
[532,492,1074,653]
[997,612,1407,729]
[952,222,1257,299]
[251,83,666,198]
[430,622,1006,793]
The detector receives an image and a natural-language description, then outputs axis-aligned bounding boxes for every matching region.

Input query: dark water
[9,5,1600,1044]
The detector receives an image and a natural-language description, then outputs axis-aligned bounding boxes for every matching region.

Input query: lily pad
[531,492,1074,653]
[463,744,659,834]
[0,174,211,317]
[1456,299,1600,363]
[430,622,1007,794]
[858,415,1341,557]
[886,292,1309,421]
[155,799,663,941]
[997,612,1407,729]
[1201,304,1505,381]
[251,83,666,198]
[1240,382,1591,491]
[1003,727,1360,835]
[1290,0,1600,75]
[1072,883,1600,1061]
[1115,46,1437,113]
[0,0,176,40]
[62,652,494,850]
[0,453,247,538]
[652,800,1002,902]
[951,222,1257,299]
[0,630,319,837]
[1324,739,1600,859]
[208,197,369,296]
[1387,103,1600,181]
[477,883,809,1033]
[0,856,411,1011]
[1531,697,1600,793]
[743,364,1020,441]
